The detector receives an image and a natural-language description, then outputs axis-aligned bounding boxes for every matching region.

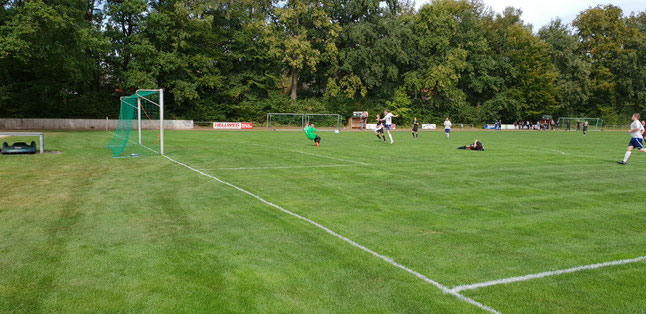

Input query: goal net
[105,89,164,157]
[305,114,342,130]
[557,117,603,131]
[266,113,305,130]
[267,113,341,130]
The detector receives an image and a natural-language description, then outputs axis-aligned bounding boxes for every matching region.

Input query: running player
[382,109,398,144]
[617,113,645,165]
[444,117,452,139]
[412,117,419,139]
[374,114,385,142]
[582,120,588,136]
[303,123,321,147]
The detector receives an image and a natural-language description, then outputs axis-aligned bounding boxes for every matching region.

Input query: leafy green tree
[573,5,642,120]
[0,0,110,117]
[481,7,557,121]
[265,0,340,102]
[199,0,282,121]
[104,0,148,87]
[405,0,497,123]
[122,0,227,117]
[325,0,412,101]
[539,19,591,116]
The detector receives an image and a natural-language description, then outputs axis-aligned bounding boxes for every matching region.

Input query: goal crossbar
[557,117,603,131]
[105,89,164,157]
[267,113,342,130]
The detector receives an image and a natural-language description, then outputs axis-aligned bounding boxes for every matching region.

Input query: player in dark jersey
[374,114,386,142]
[582,121,588,136]
[411,117,419,139]
[457,139,485,151]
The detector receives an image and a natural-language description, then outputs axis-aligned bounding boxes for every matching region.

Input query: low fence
[603,125,630,130]
[0,118,194,130]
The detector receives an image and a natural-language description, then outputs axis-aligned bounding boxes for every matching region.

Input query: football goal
[267,113,341,130]
[105,89,164,157]
[557,117,603,131]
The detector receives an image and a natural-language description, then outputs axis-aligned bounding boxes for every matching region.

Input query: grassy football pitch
[1,129,645,313]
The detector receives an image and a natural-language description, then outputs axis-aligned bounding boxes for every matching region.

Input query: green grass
[1,129,645,313]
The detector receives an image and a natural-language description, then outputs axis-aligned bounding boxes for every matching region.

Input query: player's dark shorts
[629,138,643,148]
[583,126,588,131]
[412,125,418,132]
[314,135,321,143]
[375,127,384,134]
[384,124,392,130]
[445,128,451,133]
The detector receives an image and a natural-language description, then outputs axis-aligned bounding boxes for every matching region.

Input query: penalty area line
[198,164,365,171]
[163,154,498,313]
[450,255,646,293]
[106,131,160,155]
[293,150,369,166]
[223,139,370,166]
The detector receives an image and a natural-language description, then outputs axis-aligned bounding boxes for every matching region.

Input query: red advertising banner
[213,122,253,130]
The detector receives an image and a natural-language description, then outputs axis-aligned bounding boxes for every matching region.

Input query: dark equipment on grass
[1,141,38,154]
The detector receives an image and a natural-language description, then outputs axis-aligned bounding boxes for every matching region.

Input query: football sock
[315,142,319,147]
[388,133,393,143]
[376,134,381,140]
[623,151,631,162]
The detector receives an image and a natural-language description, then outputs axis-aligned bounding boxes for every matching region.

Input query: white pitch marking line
[198,164,363,171]
[163,154,498,313]
[223,139,370,166]
[293,150,369,166]
[107,131,160,154]
[450,255,646,293]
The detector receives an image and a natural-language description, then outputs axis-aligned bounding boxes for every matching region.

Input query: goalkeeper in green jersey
[304,123,321,147]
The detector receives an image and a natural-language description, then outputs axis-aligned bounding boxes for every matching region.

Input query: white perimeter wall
[0,119,194,130]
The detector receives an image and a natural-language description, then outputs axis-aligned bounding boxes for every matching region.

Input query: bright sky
[415,0,645,30]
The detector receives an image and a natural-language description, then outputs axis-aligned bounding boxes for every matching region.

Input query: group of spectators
[513,120,571,130]
[513,120,552,130]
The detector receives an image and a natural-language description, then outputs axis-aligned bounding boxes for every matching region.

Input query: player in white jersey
[443,118,452,139]
[617,113,646,165]
[382,109,399,144]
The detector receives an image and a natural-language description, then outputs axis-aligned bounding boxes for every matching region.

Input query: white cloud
[414,0,645,29]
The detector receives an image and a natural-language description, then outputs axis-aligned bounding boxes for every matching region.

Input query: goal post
[556,117,603,131]
[266,113,305,130]
[305,114,342,130]
[267,113,341,130]
[105,89,164,157]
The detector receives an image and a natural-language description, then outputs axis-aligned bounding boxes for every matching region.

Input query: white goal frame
[557,117,603,131]
[266,113,342,130]
[136,89,164,155]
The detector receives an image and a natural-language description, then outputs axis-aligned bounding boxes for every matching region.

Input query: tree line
[1,0,645,125]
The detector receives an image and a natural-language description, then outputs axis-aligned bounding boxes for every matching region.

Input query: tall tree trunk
[290,67,298,102]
